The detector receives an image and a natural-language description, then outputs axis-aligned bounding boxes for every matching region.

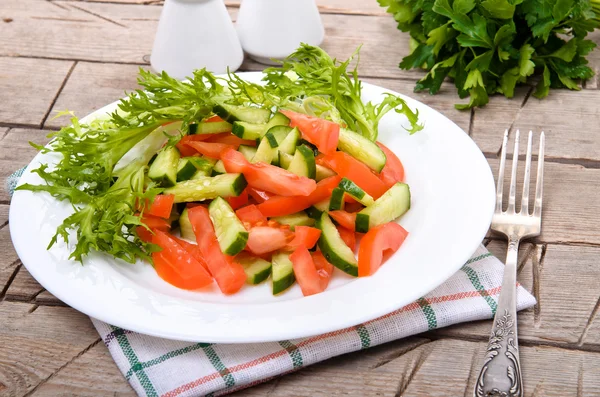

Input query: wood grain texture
[0,129,51,202]
[0,57,73,127]
[0,225,20,297]
[0,204,9,226]
[47,62,142,129]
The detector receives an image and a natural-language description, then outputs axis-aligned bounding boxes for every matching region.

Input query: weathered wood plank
[29,343,135,397]
[0,57,73,127]
[0,225,20,296]
[0,204,9,226]
[0,128,51,202]
[4,266,44,302]
[34,290,64,306]
[233,338,600,396]
[471,86,600,162]
[47,62,142,129]
[0,302,100,397]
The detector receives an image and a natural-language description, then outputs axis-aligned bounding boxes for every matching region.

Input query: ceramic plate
[9,72,495,343]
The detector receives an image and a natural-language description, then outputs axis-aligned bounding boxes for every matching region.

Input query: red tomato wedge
[336,224,356,251]
[319,152,388,199]
[247,187,274,203]
[328,210,356,231]
[280,110,340,155]
[207,134,256,147]
[221,147,248,173]
[285,226,321,250]
[175,133,229,157]
[151,230,212,287]
[187,141,235,159]
[246,226,294,255]
[137,214,171,242]
[358,222,408,277]
[236,204,268,225]
[187,206,246,294]
[147,194,175,219]
[170,235,210,274]
[311,251,334,290]
[377,142,405,187]
[225,188,248,210]
[244,162,317,196]
[257,175,341,217]
[153,251,211,290]
[290,247,326,296]
[205,115,224,123]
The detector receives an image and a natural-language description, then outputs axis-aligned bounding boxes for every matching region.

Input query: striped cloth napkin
[7,169,536,397]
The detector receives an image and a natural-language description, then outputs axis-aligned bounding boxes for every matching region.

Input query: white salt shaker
[236,0,325,65]
[151,0,244,79]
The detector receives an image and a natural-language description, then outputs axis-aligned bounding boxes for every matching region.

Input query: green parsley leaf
[482,0,517,19]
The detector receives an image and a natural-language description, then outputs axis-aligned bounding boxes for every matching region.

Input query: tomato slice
[336,224,356,251]
[226,188,248,210]
[235,204,267,225]
[376,142,405,187]
[170,235,211,274]
[137,214,171,242]
[290,247,326,296]
[257,175,341,217]
[205,115,224,123]
[280,110,340,155]
[187,206,246,294]
[187,141,235,159]
[151,230,213,287]
[221,147,249,173]
[311,251,334,290]
[176,133,228,157]
[153,251,211,290]
[246,226,294,255]
[319,152,388,199]
[358,222,408,277]
[207,134,256,147]
[328,210,356,231]
[285,226,321,250]
[244,162,316,197]
[147,194,175,219]
[247,187,274,203]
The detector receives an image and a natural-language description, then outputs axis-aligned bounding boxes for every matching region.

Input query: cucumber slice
[178,208,195,241]
[232,121,267,140]
[191,168,212,179]
[328,187,346,211]
[278,152,293,169]
[278,127,300,155]
[238,145,258,161]
[177,157,213,182]
[195,120,232,134]
[305,205,324,220]
[164,173,247,203]
[315,164,336,181]
[287,145,316,179]
[265,112,290,130]
[214,103,271,124]
[236,252,272,285]
[338,128,387,172]
[338,178,375,206]
[316,212,358,276]
[208,197,248,256]
[265,125,292,147]
[252,135,277,164]
[271,212,315,229]
[355,183,410,233]
[272,251,295,294]
[148,146,180,187]
[212,160,227,174]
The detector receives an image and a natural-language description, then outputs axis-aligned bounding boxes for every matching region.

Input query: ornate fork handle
[474,235,523,397]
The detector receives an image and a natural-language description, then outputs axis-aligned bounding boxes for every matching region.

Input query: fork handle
[474,235,523,397]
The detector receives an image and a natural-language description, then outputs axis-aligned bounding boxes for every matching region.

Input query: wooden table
[1,0,600,395]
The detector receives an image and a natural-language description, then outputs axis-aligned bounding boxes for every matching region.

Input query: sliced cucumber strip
[278,152,293,169]
[252,135,277,164]
[278,127,300,155]
[178,208,195,241]
[212,160,227,174]
[272,251,296,294]
[177,157,213,182]
[208,197,248,256]
[214,103,271,124]
[338,178,375,206]
[148,146,180,187]
[265,112,290,130]
[271,212,315,229]
[195,120,232,134]
[316,164,336,181]
[191,168,212,179]
[265,125,292,148]
[236,252,272,285]
[164,173,247,203]
[338,128,387,172]
[232,121,267,140]
[355,182,410,233]
[317,212,358,276]
[305,205,324,220]
[238,145,258,161]
[328,187,346,211]
[287,145,316,179]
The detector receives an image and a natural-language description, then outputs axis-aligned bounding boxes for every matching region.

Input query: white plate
[9,72,495,343]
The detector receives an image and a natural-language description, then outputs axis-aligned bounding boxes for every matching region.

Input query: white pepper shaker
[235,0,325,65]
[151,0,244,79]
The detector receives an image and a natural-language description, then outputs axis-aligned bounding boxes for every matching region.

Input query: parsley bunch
[379,0,599,109]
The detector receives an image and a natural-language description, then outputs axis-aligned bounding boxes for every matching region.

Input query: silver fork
[473,129,545,397]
